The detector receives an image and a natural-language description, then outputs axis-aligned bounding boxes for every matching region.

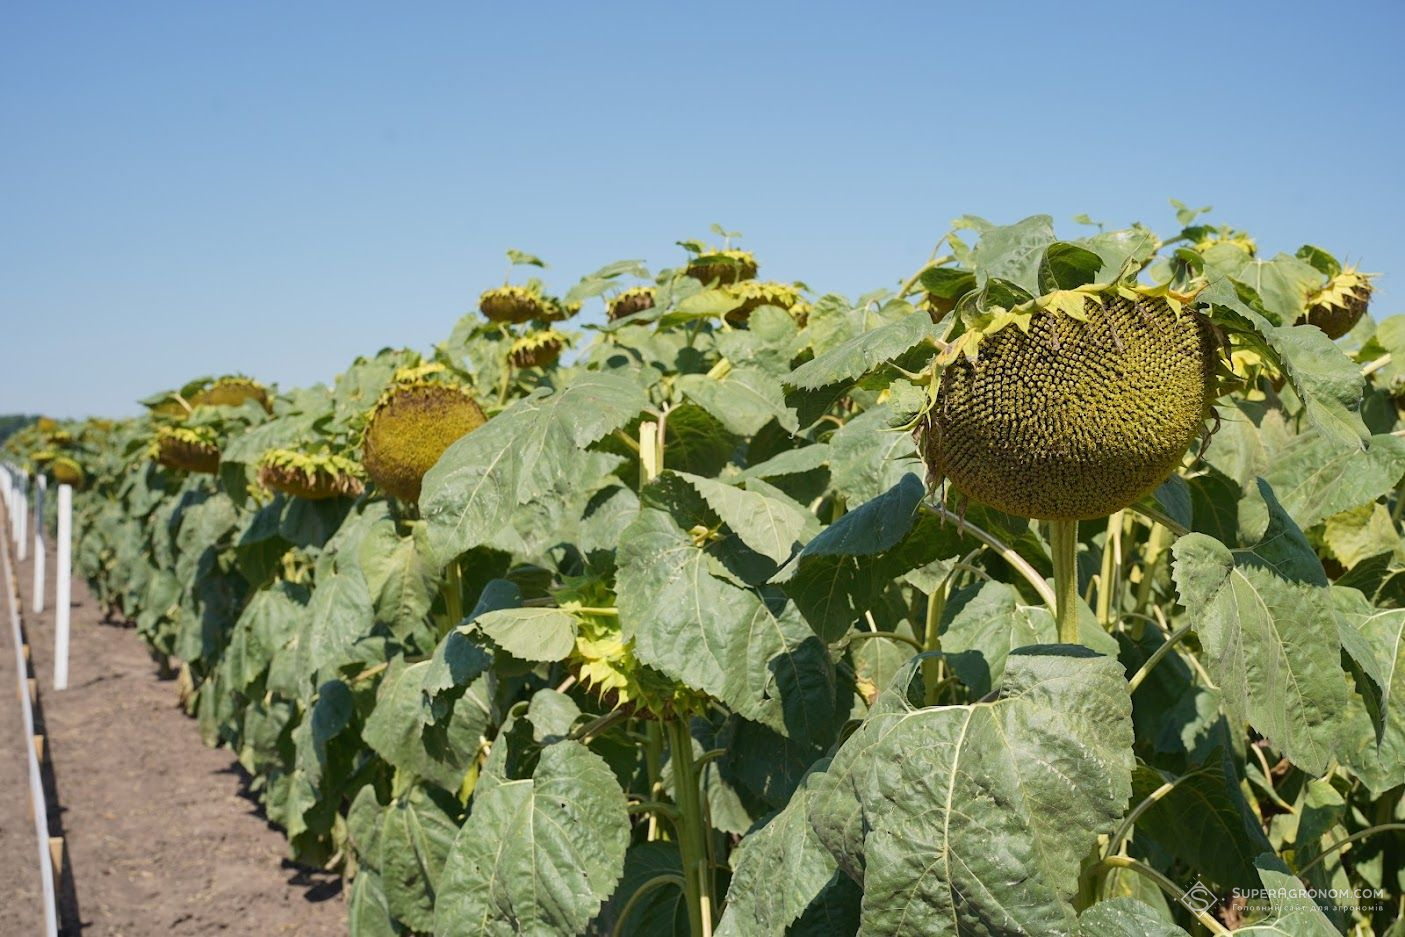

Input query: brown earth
[0,506,345,937]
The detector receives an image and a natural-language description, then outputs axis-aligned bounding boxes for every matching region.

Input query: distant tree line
[0,414,37,447]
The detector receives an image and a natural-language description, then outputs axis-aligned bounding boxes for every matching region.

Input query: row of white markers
[0,466,72,690]
[1,464,63,937]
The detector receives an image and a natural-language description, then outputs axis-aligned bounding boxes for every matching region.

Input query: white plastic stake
[33,476,46,614]
[16,474,28,562]
[54,484,72,691]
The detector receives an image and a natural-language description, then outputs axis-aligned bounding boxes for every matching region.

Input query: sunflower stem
[1050,519,1080,645]
[921,581,946,706]
[666,717,714,937]
[1096,510,1122,627]
[440,558,464,636]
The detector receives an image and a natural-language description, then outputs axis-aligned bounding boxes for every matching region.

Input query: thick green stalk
[1050,519,1080,644]
[922,582,946,706]
[440,558,464,636]
[1095,511,1122,627]
[666,717,714,937]
[643,722,664,841]
[1097,856,1230,934]
[1131,522,1168,631]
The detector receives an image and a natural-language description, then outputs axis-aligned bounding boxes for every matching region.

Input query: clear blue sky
[3,1,1402,418]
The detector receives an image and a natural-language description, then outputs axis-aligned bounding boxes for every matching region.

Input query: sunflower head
[722,280,810,325]
[361,377,487,502]
[1299,268,1374,340]
[606,286,657,322]
[685,248,758,286]
[153,425,222,474]
[50,456,86,490]
[479,284,579,324]
[257,449,366,501]
[508,329,568,369]
[922,286,1219,520]
[191,376,272,412]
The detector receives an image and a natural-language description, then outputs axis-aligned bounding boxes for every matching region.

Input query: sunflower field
[8,205,1405,936]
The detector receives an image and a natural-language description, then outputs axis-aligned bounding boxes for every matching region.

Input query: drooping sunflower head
[257,449,366,501]
[685,249,758,286]
[1292,244,1375,340]
[1192,227,1257,258]
[190,376,272,412]
[152,425,222,474]
[921,287,1219,521]
[606,286,657,322]
[50,456,86,490]
[479,283,579,324]
[1300,268,1374,340]
[722,280,810,325]
[508,329,569,369]
[361,376,487,502]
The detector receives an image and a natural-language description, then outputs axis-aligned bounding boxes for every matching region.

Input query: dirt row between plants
[2,511,345,937]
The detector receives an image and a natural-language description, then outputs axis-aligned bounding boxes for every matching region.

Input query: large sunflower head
[361,375,487,502]
[921,286,1219,520]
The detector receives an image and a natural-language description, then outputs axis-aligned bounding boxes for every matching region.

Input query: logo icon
[1180,879,1219,914]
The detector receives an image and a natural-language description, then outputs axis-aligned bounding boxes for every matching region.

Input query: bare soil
[1,513,345,937]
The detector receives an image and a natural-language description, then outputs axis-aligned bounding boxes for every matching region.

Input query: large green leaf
[617,498,836,745]
[422,372,648,563]
[225,580,309,692]
[1172,482,1348,774]
[1036,242,1103,293]
[717,762,847,937]
[301,570,375,683]
[1077,899,1188,937]
[807,648,1135,936]
[787,496,973,643]
[1238,433,1405,537]
[801,472,925,557]
[952,214,1057,292]
[785,308,938,391]
[940,581,1056,696]
[347,870,402,937]
[827,404,921,504]
[1334,595,1405,789]
[359,510,439,640]
[422,581,516,724]
[475,607,578,662]
[1127,755,1272,892]
[1201,274,1367,448]
[362,659,490,793]
[381,783,462,933]
[433,741,629,937]
[677,366,798,435]
[679,471,819,566]
[1234,856,1340,935]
